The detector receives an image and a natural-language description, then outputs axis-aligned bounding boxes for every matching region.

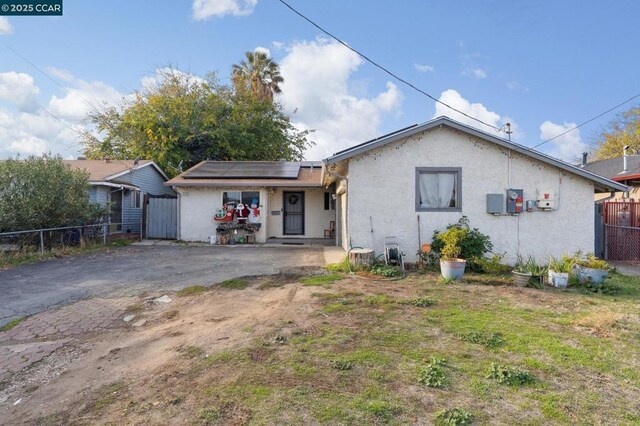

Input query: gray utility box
[486,194,504,214]
[506,189,524,213]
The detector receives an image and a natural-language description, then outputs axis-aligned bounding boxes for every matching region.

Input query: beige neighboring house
[167,117,626,263]
[64,159,174,234]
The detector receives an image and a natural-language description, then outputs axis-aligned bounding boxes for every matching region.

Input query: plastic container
[548,271,569,288]
[576,266,608,284]
[440,259,467,280]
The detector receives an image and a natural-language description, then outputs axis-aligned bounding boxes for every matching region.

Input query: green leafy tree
[592,106,640,160]
[232,51,284,101]
[82,68,310,176]
[0,155,108,232]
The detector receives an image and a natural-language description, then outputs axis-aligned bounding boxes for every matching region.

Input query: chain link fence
[0,222,141,264]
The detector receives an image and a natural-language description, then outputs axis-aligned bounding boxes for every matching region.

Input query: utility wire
[276,0,502,133]
[531,91,640,149]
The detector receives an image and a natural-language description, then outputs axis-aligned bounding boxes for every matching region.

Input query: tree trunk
[349,248,375,269]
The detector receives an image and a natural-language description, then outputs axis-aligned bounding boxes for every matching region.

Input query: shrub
[326,257,352,273]
[432,216,492,271]
[474,252,510,274]
[575,252,610,270]
[435,408,474,426]
[369,263,402,277]
[548,254,576,273]
[486,362,535,386]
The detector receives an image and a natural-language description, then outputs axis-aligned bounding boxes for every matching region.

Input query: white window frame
[131,189,142,209]
[415,167,462,212]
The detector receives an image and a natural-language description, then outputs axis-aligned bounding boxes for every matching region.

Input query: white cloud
[0,71,40,112]
[507,80,528,92]
[272,41,284,50]
[254,46,270,57]
[539,121,585,162]
[414,63,434,73]
[465,68,487,79]
[192,0,258,20]
[433,89,522,141]
[0,17,12,35]
[48,76,126,121]
[279,38,403,160]
[140,67,206,93]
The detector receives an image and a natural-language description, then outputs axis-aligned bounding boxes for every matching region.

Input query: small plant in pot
[547,254,575,288]
[437,226,468,280]
[512,255,533,288]
[575,252,610,285]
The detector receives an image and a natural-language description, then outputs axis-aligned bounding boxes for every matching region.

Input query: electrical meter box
[486,194,504,214]
[506,189,524,213]
[537,189,555,209]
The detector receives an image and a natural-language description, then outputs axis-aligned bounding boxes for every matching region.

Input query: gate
[601,201,640,260]
[145,195,177,239]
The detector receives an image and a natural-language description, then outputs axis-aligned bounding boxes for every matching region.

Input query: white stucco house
[166,116,626,263]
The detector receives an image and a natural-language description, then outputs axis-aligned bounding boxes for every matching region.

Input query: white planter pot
[440,259,466,280]
[548,270,569,288]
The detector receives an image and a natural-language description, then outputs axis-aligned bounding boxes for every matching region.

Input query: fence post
[604,225,608,260]
[103,224,107,245]
[39,230,44,253]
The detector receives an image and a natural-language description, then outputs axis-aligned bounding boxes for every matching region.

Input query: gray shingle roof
[582,155,640,179]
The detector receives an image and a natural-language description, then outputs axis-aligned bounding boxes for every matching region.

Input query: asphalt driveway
[0,245,325,327]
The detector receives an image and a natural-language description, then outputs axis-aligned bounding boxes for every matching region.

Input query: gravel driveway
[0,245,324,327]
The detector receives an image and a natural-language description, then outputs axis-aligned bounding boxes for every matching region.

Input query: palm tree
[232,51,284,101]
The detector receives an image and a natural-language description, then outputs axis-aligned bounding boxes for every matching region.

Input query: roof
[166,161,323,188]
[582,155,640,182]
[324,116,628,193]
[63,159,168,182]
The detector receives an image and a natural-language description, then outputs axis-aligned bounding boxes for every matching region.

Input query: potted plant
[512,255,533,288]
[437,226,468,280]
[547,254,575,288]
[575,253,610,284]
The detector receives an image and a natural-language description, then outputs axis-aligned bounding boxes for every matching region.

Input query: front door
[283,191,304,235]
[110,190,123,231]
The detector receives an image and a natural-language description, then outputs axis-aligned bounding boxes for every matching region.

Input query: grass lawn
[74,272,640,425]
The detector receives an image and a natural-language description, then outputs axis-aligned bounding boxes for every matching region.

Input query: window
[415,167,461,211]
[324,192,336,210]
[130,190,142,209]
[223,191,260,206]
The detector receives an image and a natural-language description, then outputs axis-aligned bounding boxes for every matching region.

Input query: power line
[275,0,502,133]
[531,91,640,149]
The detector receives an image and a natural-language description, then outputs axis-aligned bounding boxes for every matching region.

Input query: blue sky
[1,0,639,161]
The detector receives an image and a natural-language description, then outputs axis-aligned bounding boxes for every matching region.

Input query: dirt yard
[1,272,640,425]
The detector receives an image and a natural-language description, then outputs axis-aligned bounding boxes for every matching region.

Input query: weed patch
[177,285,208,297]
[0,316,26,332]
[457,331,504,348]
[219,278,249,290]
[301,273,344,286]
[486,362,535,386]
[92,381,127,411]
[418,356,448,388]
[435,407,474,426]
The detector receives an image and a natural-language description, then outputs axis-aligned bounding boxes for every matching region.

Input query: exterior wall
[89,186,109,205]
[116,164,175,196]
[176,187,268,243]
[266,188,335,238]
[345,126,596,264]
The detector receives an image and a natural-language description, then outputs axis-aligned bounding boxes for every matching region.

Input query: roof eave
[324,116,628,193]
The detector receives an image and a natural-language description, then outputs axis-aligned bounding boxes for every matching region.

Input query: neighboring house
[582,154,640,201]
[166,161,334,243]
[167,117,626,263]
[64,159,175,234]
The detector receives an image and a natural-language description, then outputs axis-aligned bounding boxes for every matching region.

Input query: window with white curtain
[415,167,461,211]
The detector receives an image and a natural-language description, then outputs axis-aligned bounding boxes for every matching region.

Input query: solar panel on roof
[183,162,301,179]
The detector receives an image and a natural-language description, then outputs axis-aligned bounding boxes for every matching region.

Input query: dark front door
[110,190,123,231]
[283,191,304,235]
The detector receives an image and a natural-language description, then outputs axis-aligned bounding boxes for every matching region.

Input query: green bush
[432,216,492,271]
[457,331,503,348]
[486,362,535,386]
[435,408,474,426]
[474,252,511,274]
[370,263,402,277]
[326,257,352,273]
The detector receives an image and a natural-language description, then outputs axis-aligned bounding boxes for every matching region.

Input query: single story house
[166,161,334,243]
[167,117,626,264]
[65,159,175,234]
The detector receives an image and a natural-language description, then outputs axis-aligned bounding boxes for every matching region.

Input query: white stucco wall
[267,188,335,238]
[344,126,596,264]
[176,186,335,242]
[176,187,268,243]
